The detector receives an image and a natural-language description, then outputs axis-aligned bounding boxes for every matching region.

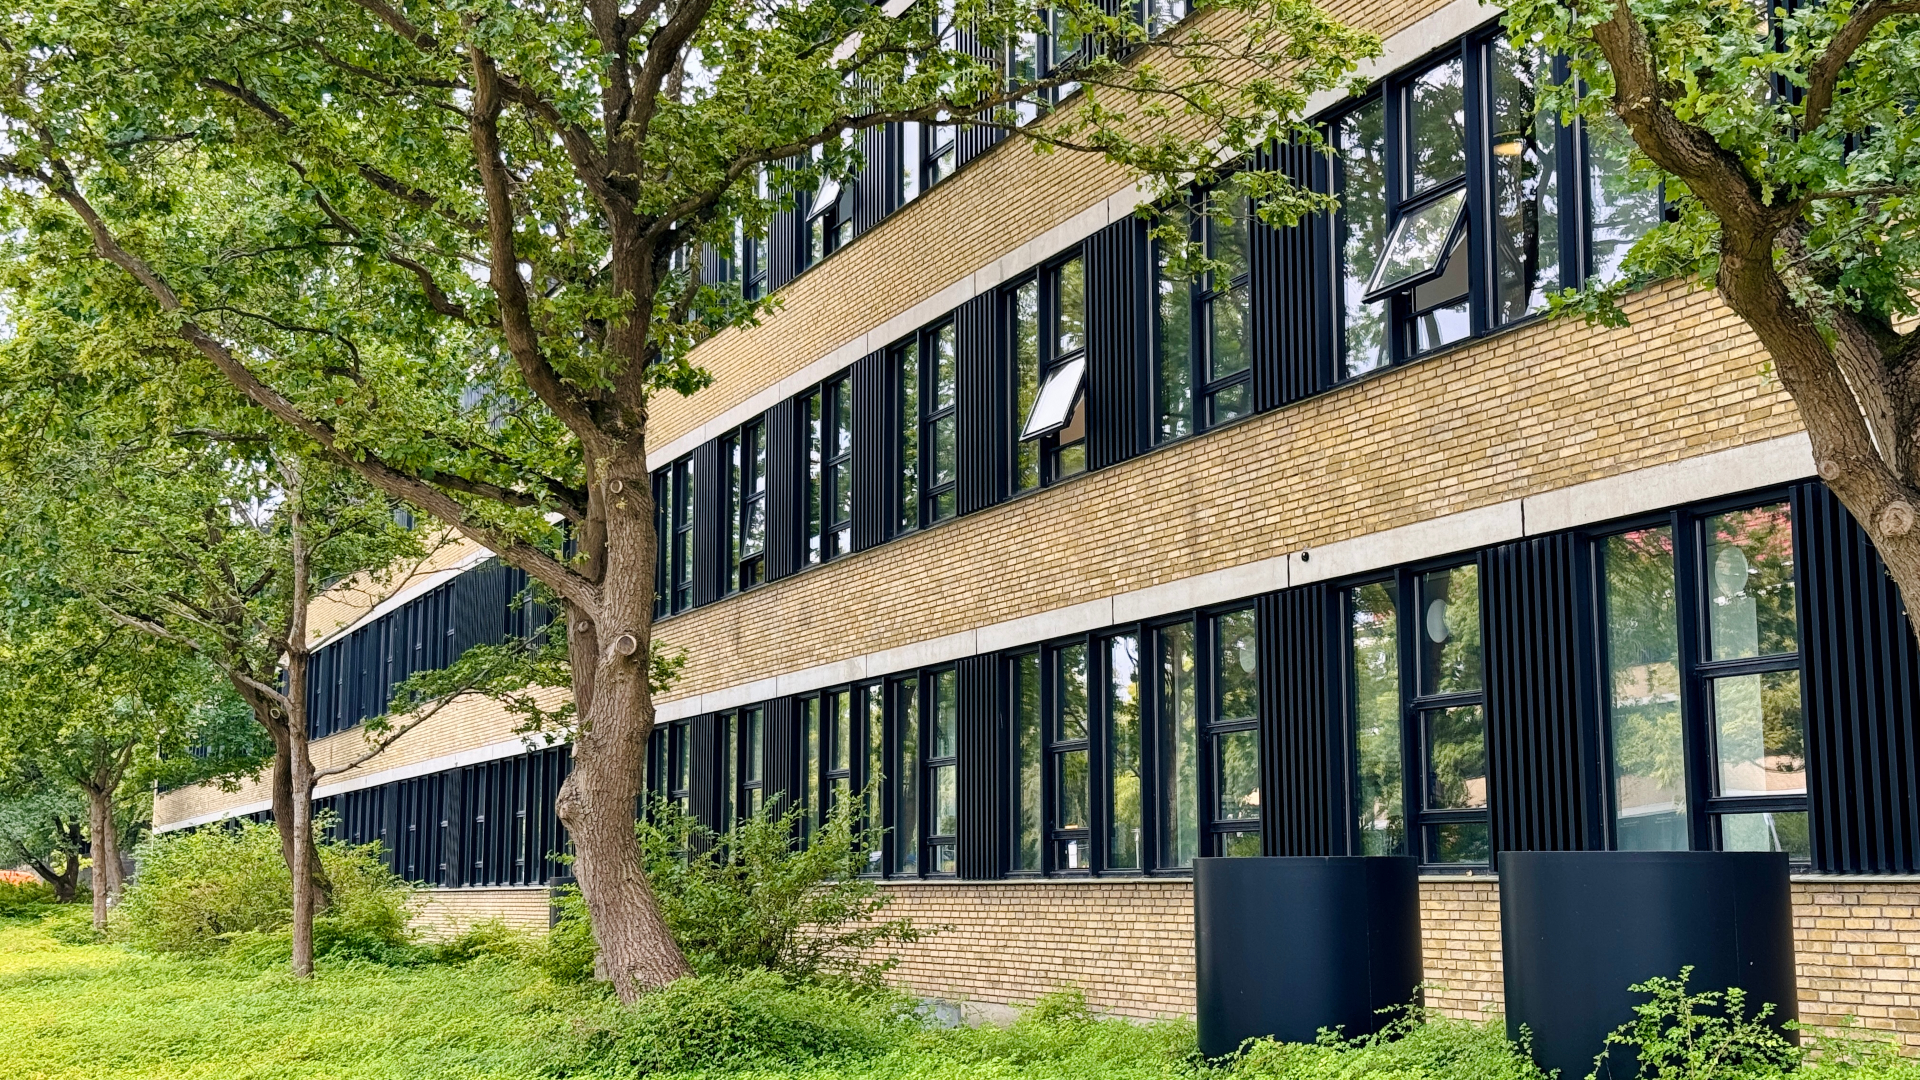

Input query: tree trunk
[85,786,121,932]
[54,852,79,903]
[263,716,332,913]
[553,442,690,1003]
[289,726,317,978]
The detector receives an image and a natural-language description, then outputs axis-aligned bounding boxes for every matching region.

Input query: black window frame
[1003,275,1044,497]
[1324,28,1658,380]
[653,455,695,616]
[802,176,855,269]
[1339,561,1491,869]
[1201,605,1263,858]
[801,374,854,565]
[1152,189,1254,444]
[923,667,960,876]
[918,321,959,527]
[1590,490,1810,861]
[1017,253,1088,486]
[724,421,768,594]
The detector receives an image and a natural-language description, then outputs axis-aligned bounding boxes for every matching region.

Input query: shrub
[113,818,415,958]
[1586,968,1799,1080]
[561,968,920,1074]
[533,884,598,984]
[1227,1005,1548,1080]
[0,874,62,916]
[635,791,925,982]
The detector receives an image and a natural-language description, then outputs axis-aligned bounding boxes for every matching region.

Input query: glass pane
[1021,355,1087,439]
[744,708,763,785]
[931,324,957,411]
[1057,643,1089,741]
[1406,56,1466,193]
[1423,705,1487,810]
[932,414,955,505]
[1587,113,1661,284]
[1210,194,1251,283]
[1720,811,1810,859]
[1155,231,1194,443]
[1207,284,1250,381]
[1058,748,1090,830]
[1367,188,1466,296]
[1412,297,1471,354]
[1109,635,1143,870]
[803,700,820,823]
[830,690,850,771]
[1417,565,1481,696]
[1221,830,1262,857]
[1427,821,1489,864]
[1712,671,1806,797]
[804,393,823,563]
[1351,582,1404,855]
[721,714,737,833]
[898,350,919,530]
[896,679,919,874]
[1217,729,1261,821]
[1208,382,1250,428]
[1012,282,1042,491]
[1338,100,1390,378]
[933,669,958,758]
[1216,608,1257,721]
[1015,653,1042,871]
[933,843,956,874]
[1605,528,1688,851]
[1706,504,1797,661]
[933,764,957,837]
[1058,836,1090,870]
[1054,257,1085,356]
[1160,622,1200,868]
[1490,41,1562,322]
[900,121,922,203]
[866,687,885,865]
[672,726,689,792]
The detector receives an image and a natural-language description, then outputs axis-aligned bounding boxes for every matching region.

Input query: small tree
[0,786,88,903]
[0,0,1376,998]
[1505,0,1920,644]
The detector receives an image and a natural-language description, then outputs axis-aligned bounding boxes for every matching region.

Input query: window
[1016,257,1087,484]
[1330,35,1658,379]
[1049,641,1093,869]
[926,669,959,874]
[1006,278,1042,494]
[1155,193,1253,442]
[803,683,887,870]
[1345,565,1488,865]
[1011,650,1043,871]
[892,674,921,875]
[653,456,695,616]
[1142,0,1188,35]
[1156,610,1262,866]
[725,422,767,593]
[736,706,765,821]
[802,376,853,564]
[897,122,925,207]
[717,710,739,833]
[1107,633,1144,869]
[896,323,959,531]
[1599,500,1808,858]
[742,171,770,301]
[648,719,691,813]
[1004,7,1082,124]
[804,175,854,267]
[925,123,957,188]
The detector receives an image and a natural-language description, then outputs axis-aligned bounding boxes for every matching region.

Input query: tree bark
[85,786,120,932]
[257,706,333,914]
[552,442,690,1002]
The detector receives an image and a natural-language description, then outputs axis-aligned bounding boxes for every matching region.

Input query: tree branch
[1803,0,1920,132]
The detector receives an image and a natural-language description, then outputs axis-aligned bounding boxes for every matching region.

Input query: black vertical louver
[1259,585,1339,857]
[1250,138,1328,411]
[953,293,1002,515]
[439,768,466,888]
[1797,481,1920,873]
[765,401,804,582]
[692,438,728,607]
[764,697,801,817]
[851,349,891,552]
[956,654,1005,879]
[855,125,891,236]
[1481,534,1604,855]
[689,714,723,834]
[1084,217,1150,470]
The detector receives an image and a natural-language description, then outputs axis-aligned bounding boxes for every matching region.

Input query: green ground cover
[7,905,1920,1080]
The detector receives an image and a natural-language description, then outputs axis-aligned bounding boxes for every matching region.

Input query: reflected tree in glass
[1605,528,1688,850]
[1159,622,1199,867]
[1338,101,1390,378]
[1351,582,1404,854]
[1012,282,1041,492]
[1109,635,1143,870]
[1014,652,1042,871]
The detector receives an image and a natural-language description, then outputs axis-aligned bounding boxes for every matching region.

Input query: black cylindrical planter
[1500,851,1797,1080]
[1194,856,1422,1058]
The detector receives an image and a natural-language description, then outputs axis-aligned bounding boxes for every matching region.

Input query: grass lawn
[0,913,575,1080]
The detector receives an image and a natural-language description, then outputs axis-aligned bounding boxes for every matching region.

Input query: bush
[561,968,920,1074]
[112,818,415,958]
[534,884,598,984]
[0,873,62,916]
[1228,1006,1548,1079]
[634,791,924,982]
[1587,968,1799,1080]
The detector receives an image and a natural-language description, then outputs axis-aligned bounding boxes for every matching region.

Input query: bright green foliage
[0,876,67,916]
[112,819,414,959]
[637,794,923,982]
[1589,968,1798,1080]
[1501,0,1920,331]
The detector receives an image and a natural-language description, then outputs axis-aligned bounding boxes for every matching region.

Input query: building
[156,0,1920,1046]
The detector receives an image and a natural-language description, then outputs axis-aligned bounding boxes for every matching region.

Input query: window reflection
[1604,527,1688,850]
[1705,506,1797,661]
[1489,41,1562,322]
[1159,622,1200,868]
[1350,582,1403,855]
[1405,57,1465,194]
[1108,635,1143,870]
[1337,100,1391,379]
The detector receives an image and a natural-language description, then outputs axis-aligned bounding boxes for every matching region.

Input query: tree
[1503,0,1920,641]
[0,786,88,903]
[0,601,221,929]
[0,346,436,969]
[0,0,1375,998]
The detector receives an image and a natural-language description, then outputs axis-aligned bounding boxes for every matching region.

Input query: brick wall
[386,875,1920,1047]
[410,886,552,940]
